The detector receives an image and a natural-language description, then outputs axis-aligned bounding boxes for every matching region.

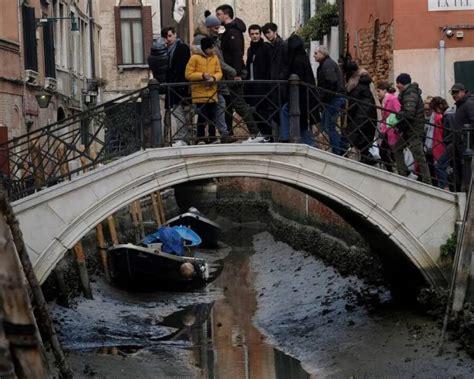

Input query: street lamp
[36,16,79,32]
[35,90,52,109]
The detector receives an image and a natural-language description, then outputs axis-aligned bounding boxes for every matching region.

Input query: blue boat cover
[157,226,185,256]
[141,226,203,256]
[172,226,202,246]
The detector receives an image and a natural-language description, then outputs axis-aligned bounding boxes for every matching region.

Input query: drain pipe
[439,26,450,98]
[439,36,446,98]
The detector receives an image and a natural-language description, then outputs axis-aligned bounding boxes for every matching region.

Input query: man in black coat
[216,4,260,141]
[246,24,272,139]
[392,73,432,184]
[287,34,320,145]
[314,46,346,154]
[451,83,474,189]
[161,27,191,146]
[262,22,289,141]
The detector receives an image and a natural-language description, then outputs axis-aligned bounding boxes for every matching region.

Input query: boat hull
[108,244,209,290]
[166,212,221,248]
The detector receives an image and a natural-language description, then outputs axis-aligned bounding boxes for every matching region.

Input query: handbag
[386,113,399,128]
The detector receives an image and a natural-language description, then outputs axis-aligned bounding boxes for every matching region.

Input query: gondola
[165,207,221,248]
[108,225,221,290]
[107,243,211,290]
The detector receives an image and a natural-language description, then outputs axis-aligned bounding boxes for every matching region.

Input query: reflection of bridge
[12,144,464,286]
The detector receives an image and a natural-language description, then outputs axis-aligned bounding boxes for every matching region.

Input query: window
[53,1,68,68]
[114,6,152,66]
[43,19,56,78]
[22,5,38,71]
[120,8,143,64]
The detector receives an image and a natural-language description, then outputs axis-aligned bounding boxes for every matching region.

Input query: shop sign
[428,0,474,11]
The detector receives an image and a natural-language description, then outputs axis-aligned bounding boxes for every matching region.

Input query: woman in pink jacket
[376,81,401,172]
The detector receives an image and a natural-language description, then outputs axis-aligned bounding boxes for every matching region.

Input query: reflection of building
[0,0,101,141]
[344,0,474,97]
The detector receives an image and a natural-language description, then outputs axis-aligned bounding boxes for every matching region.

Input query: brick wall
[217,177,349,229]
[353,17,394,84]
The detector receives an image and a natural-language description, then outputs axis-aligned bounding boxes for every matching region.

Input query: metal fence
[0,77,471,201]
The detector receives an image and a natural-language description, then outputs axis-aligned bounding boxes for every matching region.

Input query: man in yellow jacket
[185,37,222,143]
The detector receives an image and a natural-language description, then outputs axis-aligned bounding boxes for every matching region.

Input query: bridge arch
[13,145,462,285]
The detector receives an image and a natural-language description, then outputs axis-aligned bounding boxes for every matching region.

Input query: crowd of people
[147,4,474,191]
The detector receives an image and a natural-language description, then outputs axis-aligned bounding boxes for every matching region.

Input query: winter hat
[200,37,215,50]
[396,73,412,86]
[205,15,221,28]
[450,83,466,93]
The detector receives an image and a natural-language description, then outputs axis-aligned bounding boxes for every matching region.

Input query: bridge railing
[0,88,150,200]
[162,78,464,191]
[0,78,466,201]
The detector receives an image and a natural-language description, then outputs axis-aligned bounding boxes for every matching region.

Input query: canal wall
[175,178,388,285]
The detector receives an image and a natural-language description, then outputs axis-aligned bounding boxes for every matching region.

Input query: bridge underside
[12,145,464,286]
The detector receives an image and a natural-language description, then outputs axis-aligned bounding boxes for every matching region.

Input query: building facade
[344,0,474,98]
[0,0,101,142]
[96,0,162,101]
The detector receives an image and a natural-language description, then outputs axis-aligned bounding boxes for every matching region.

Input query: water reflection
[172,243,310,379]
[91,226,310,378]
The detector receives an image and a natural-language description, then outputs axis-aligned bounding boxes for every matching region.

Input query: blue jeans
[300,128,315,147]
[435,149,450,189]
[321,97,346,155]
[279,103,289,141]
[279,103,314,146]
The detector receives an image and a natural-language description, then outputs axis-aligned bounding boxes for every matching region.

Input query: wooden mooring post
[0,181,72,378]
[0,215,48,378]
[95,222,111,282]
[151,191,166,226]
[130,200,145,242]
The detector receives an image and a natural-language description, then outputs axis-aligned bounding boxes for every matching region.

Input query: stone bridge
[12,144,465,286]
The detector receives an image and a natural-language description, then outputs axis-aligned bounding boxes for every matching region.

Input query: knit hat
[200,37,214,50]
[396,73,412,86]
[205,15,221,28]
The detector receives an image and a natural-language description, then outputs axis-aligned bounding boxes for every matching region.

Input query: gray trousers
[393,128,432,184]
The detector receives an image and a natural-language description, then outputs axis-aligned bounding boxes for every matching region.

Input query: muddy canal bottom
[51,223,474,378]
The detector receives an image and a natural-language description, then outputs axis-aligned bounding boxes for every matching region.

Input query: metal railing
[0,78,469,200]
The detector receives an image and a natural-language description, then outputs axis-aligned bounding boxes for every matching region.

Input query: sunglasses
[451,90,460,94]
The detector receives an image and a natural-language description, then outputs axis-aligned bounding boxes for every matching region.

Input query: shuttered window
[114,6,152,66]
[22,5,38,71]
[43,19,56,78]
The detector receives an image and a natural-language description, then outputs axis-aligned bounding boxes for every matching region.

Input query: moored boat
[107,243,210,290]
[165,207,221,248]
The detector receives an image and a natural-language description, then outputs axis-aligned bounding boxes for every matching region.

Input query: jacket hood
[288,34,304,50]
[225,17,246,33]
[194,22,209,38]
[191,46,208,57]
[346,68,372,92]
[403,82,422,96]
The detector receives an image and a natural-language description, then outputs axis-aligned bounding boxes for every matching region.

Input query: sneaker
[262,136,272,143]
[172,140,188,147]
[220,135,238,144]
[242,135,265,144]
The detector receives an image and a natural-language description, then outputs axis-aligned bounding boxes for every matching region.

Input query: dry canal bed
[50,223,474,378]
